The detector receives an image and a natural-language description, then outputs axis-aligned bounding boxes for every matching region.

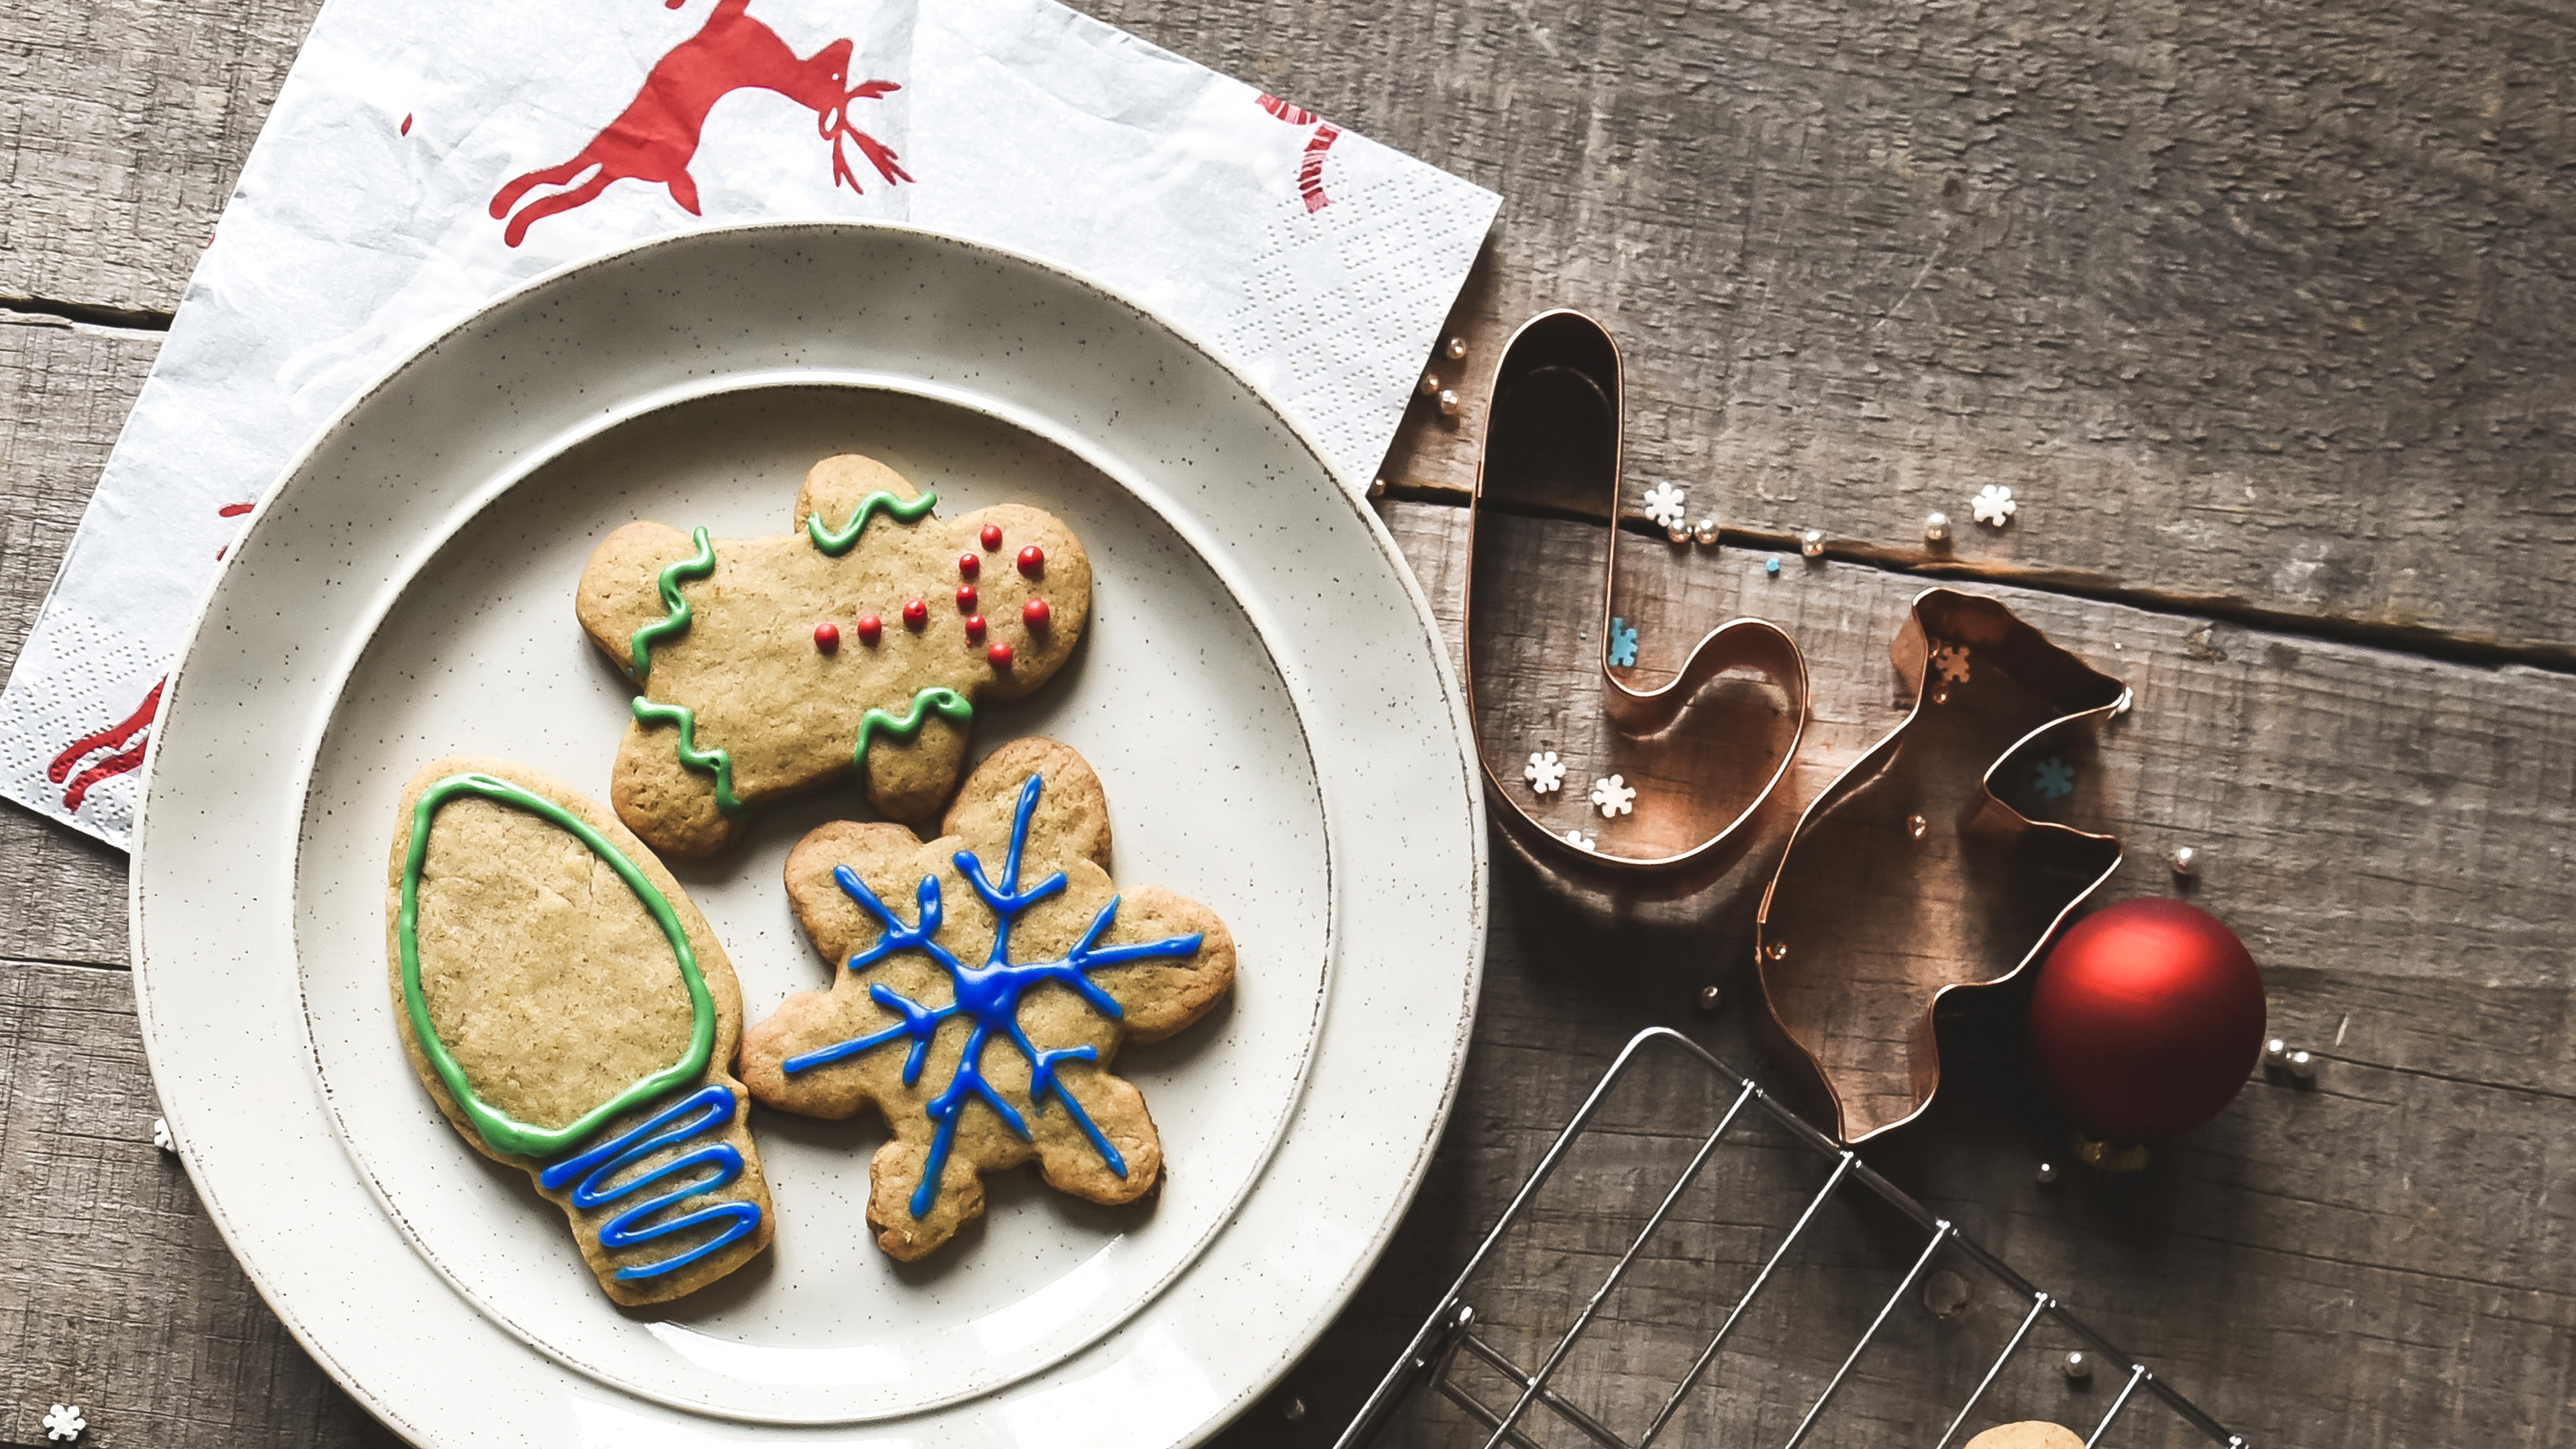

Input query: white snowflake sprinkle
[1640,482,1689,529]
[151,1117,174,1152]
[44,1403,85,1442]
[1589,774,1637,818]
[1562,828,1596,851]
[1971,484,2017,527]
[1931,643,1971,684]
[1523,751,1566,795]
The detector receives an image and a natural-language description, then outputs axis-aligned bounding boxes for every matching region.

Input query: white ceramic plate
[131,223,1485,1447]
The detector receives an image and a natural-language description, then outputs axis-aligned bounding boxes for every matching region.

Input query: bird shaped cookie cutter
[1754,588,2129,1142]
[1463,310,1809,870]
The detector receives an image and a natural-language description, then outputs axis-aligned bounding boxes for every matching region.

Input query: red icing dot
[988,643,1014,669]
[957,551,980,580]
[855,614,883,646]
[813,621,840,653]
[1022,598,1052,631]
[1017,544,1046,579]
[955,583,978,611]
[980,524,1004,552]
[902,599,928,630]
[964,614,987,642]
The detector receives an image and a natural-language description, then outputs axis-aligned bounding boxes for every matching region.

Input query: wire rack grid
[1332,1027,2245,1449]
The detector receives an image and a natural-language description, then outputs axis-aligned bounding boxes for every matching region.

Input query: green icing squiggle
[633,697,749,818]
[806,489,939,556]
[851,687,975,772]
[628,527,716,681]
[396,772,717,1159]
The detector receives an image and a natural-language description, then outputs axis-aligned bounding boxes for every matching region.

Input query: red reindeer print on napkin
[1257,93,1340,212]
[490,0,911,247]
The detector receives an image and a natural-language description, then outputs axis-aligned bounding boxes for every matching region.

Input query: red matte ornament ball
[1017,544,1045,578]
[988,643,1014,669]
[981,523,1004,551]
[2029,898,2267,1142]
[854,614,882,646]
[1022,598,1051,631]
[956,583,978,611]
[812,621,839,653]
[957,551,980,580]
[964,614,987,642]
[902,598,928,630]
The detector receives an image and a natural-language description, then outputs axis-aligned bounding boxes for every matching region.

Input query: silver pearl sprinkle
[1765,941,1789,962]
[1906,813,1928,840]
[2036,1160,2060,1186]
[1666,521,1693,545]
[1445,336,1469,361]
[1921,1269,1971,1320]
[1419,372,1441,397]
[2170,845,2201,877]
[2063,1350,2094,1383]
[1693,517,1721,546]
[1437,388,1462,419]
[1368,476,1388,500]
[2286,1049,2318,1081]
[1925,511,1952,543]
[1698,984,1724,1013]
[2263,1037,2290,1067]
[1801,527,1826,558]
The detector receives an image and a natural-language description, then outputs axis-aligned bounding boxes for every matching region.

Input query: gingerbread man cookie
[386,757,774,1304]
[741,738,1235,1260]
[576,454,1092,858]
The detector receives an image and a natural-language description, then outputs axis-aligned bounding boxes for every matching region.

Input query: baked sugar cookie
[741,738,1234,1260]
[576,453,1091,858]
[387,757,774,1305]
[1964,1423,2084,1449]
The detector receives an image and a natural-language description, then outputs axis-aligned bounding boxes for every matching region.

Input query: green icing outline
[806,489,939,556]
[851,687,975,773]
[632,698,748,818]
[396,772,717,1161]
[627,527,716,681]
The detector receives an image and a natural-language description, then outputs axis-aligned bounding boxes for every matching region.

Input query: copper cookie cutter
[1462,310,1809,871]
[1755,588,2129,1142]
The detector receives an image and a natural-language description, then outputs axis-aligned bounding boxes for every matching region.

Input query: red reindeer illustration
[490,0,910,248]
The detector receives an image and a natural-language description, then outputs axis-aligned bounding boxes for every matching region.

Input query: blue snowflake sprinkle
[780,771,1204,1219]
[2034,758,2076,799]
[1609,618,1639,667]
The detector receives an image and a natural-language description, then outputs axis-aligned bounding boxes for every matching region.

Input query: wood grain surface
[2,0,2571,1445]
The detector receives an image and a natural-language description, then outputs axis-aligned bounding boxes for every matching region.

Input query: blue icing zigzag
[780,771,1204,1218]
[538,1083,763,1281]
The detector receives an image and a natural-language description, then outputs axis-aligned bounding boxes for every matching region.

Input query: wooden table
[4,1,2570,1445]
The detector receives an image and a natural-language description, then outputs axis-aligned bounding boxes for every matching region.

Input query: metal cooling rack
[1334,1027,2245,1449]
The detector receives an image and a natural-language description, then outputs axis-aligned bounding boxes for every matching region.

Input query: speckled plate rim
[129,220,1487,1449]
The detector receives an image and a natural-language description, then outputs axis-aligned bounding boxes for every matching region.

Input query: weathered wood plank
[0,0,317,315]
[0,314,151,968]
[1102,0,2576,659]
[0,957,400,1449]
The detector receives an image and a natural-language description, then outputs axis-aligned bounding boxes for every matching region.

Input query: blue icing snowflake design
[780,771,1205,1218]
[1608,617,1639,667]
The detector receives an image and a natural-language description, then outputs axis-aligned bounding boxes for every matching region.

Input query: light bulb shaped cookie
[576,453,1093,858]
[386,757,774,1305]
[741,738,1234,1261]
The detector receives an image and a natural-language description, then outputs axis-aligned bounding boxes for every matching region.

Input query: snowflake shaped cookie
[1590,774,1637,818]
[1931,643,1972,684]
[1972,484,2017,527]
[1640,482,1689,529]
[743,739,1234,1260]
[2034,757,2076,799]
[43,1404,84,1443]
[1524,750,1566,794]
[1608,618,1639,668]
